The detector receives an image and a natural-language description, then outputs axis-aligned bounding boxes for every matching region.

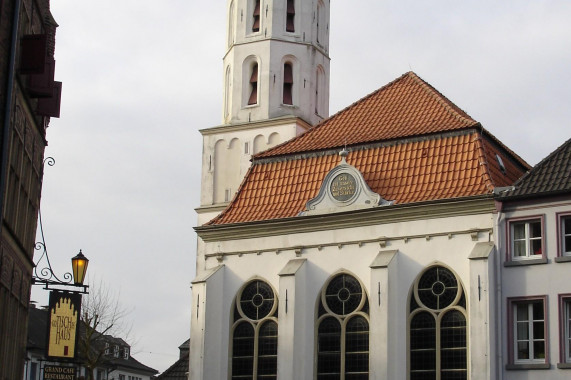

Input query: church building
[191,1,569,379]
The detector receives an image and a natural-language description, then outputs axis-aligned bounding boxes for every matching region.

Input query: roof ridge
[407,72,477,126]
[472,131,495,192]
[253,72,419,160]
[513,136,571,187]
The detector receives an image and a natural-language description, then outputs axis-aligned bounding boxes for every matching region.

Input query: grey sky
[32,0,571,373]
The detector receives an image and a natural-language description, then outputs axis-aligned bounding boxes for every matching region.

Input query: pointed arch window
[283,63,293,105]
[248,63,259,105]
[286,0,295,32]
[317,273,369,379]
[231,280,278,380]
[409,266,467,380]
[252,0,261,33]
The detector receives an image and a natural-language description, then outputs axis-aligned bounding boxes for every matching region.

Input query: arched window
[409,266,467,380]
[231,280,278,380]
[224,65,232,119]
[286,0,295,32]
[283,63,293,105]
[228,1,235,47]
[252,0,261,33]
[317,273,369,379]
[248,63,259,105]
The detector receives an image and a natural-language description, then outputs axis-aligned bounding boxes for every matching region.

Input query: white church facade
[191,1,571,380]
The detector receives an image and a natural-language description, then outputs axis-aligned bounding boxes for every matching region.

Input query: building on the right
[495,137,571,376]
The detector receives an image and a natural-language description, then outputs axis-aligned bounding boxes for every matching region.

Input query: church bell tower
[223,0,331,125]
[198,0,331,223]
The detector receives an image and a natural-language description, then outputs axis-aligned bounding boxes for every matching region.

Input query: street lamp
[71,250,89,286]
[32,244,90,294]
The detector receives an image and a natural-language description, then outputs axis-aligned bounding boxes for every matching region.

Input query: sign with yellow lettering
[43,365,76,380]
[47,291,81,360]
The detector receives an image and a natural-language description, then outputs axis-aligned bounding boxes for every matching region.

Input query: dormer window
[283,63,293,105]
[114,345,120,358]
[123,347,130,359]
[286,0,295,32]
[252,0,260,32]
[104,342,110,355]
[248,63,258,105]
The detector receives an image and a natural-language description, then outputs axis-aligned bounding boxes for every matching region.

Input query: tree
[78,279,133,380]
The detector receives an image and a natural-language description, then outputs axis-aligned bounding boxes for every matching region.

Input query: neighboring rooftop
[500,137,571,200]
[206,72,530,225]
[156,339,190,380]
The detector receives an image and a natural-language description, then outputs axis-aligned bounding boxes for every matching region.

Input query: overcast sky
[32,0,571,373]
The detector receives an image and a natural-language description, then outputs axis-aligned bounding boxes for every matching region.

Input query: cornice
[200,116,312,136]
[195,203,229,215]
[195,195,496,242]
[223,38,331,61]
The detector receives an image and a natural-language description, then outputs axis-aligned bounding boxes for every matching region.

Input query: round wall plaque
[330,173,357,202]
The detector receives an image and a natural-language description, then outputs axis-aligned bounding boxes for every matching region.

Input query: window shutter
[20,34,47,74]
[27,57,55,98]
[283,85,292,105]
[252,0,260,32]
[284,64,293,84]
[253,0,260,16]
[36,81,62,118]
[287,0,295,14]
[248,86,258,105]
[286,0,295,32]
[250,65,258,83]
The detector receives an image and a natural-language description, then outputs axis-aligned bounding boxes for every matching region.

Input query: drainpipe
[494,202,504,380]
[0,0,23,233]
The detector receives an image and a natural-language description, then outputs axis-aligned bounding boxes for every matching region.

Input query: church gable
[301,150,393,216]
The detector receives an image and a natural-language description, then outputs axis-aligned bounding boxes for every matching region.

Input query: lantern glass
[71,250,89,285]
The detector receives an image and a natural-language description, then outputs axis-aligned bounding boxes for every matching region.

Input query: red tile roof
[257,72,479,158]
[207,72,530,225]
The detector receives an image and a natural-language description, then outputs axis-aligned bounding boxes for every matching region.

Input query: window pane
[532,302,544,320]
[240,281,274,320]
[410,312,436,372]
[441,311,467,378]
[417,267,458,310]
[232,322,254,379]
[325,274,362,316]
[517,341,530,360]
[565,235,571,255]
[516,304,529,321]
[533,321,544,339]
[513,241,526,257]
[533,341,545,359]
[410,313,436,350]
[516,322,528,340]
[530,221,542,238]
[345,316,369,376]
[257,321,278,378]
[317,317,341,378]
[531,239,542,256]
[513,223,526,240]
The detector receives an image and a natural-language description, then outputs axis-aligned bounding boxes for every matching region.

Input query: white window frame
[559,295,571,366]
[565,300,571,363]
[508,296,548,367]
[509,217,544,260]
[561,214,571,257]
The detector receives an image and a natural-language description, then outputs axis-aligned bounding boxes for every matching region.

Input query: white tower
[198,0,331,223]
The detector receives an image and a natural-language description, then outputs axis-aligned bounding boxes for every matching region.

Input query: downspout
[0,0,23,234]
[494,201,504,380]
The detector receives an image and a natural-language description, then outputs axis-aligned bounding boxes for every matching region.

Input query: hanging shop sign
[46,291,82,360]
